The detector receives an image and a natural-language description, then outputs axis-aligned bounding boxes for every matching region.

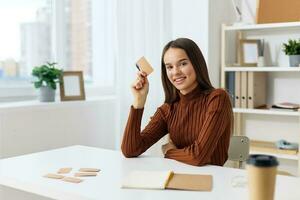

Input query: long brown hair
[161,38,214,103]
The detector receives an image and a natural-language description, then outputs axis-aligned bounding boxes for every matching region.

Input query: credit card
[136,56,154,75]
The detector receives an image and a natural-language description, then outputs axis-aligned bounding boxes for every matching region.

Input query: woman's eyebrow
[178,58,188,62]
[165,58,188,66]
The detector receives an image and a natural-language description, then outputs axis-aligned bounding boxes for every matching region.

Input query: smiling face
[163,47,198,95]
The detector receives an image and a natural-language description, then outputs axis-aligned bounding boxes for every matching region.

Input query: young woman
[121,38,233,166]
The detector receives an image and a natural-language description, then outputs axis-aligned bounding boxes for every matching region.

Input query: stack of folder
[226,72,267,109]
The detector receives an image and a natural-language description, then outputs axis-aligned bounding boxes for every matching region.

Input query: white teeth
[174,77,185,83]
[175,77,184,81]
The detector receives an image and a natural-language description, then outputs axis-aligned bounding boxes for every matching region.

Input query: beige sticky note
[44,173,65,179]
[79,168,101,172]
[74,172,98,177]
[62,176,83,183]
[136,56,154,75]
[57,167,72,174]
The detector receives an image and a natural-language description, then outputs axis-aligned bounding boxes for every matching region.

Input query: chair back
[228,136,250,168]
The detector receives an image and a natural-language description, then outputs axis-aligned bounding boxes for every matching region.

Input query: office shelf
[250,140,298,161]
[250,150,299,161]
[233,108,300,116]
[225,67,300,72]
[223,21,300,31]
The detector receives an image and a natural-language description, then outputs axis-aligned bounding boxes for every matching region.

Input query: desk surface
[0,145,299,200]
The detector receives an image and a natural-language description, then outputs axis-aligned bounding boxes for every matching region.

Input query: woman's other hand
[131,71,149,108]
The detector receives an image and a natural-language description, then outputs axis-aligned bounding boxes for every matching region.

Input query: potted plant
[283,39,300,67]
[32,62,63,102]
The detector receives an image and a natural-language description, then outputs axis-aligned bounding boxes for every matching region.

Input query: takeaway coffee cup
[246,154,279,200]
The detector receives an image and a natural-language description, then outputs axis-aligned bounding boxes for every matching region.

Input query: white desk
[0,145,299,200]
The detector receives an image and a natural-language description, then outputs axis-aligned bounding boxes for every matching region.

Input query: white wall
[208,0,236,87]
[170,0,236,87]
[170,0,209,59]
[0,97,116,158]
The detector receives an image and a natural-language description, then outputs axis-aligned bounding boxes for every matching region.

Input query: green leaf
[31,62,63,90]
[34,81,42,88]
[49,81,57,90]
[283,39,300,55]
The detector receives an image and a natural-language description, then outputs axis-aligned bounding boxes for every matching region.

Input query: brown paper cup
[246,154,279,200]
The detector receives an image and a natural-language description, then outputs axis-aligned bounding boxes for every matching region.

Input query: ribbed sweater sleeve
[165,90,232,166]
[121,105,168,157]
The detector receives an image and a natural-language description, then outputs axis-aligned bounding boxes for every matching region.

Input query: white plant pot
[289,55,300,67]
[39,86,55,102]
[257,56,265,67]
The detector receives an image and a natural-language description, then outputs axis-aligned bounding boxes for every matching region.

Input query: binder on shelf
[247,72,267,108]
[226,72,235,107]
[241,72,248,108]
[234,72,241,108]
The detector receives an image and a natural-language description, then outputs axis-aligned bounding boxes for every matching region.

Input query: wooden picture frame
[59,71,85,101]
[239,39,260,67]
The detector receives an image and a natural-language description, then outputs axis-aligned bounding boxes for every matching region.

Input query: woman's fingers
[132,79,144,90]
[137,76,145,84]
[141,71,147,77]
[137,71,147,80]
[136,81,142,89]
[134,71,148,89]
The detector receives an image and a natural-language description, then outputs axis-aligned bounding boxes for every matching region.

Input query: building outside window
[0,0,93,89]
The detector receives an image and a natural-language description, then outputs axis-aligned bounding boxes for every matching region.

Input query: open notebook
[122,170,212,191]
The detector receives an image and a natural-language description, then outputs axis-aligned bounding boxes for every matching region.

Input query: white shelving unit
[233,108,300,116]
[221,22,300,176]
[225,67,300,72]
[223,21,300,31]
[250,150,299,161]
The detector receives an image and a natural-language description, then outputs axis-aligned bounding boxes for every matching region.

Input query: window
[0,0,53,81]
[0,0,115,100]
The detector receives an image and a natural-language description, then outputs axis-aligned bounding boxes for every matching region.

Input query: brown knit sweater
[121,87,233,166]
